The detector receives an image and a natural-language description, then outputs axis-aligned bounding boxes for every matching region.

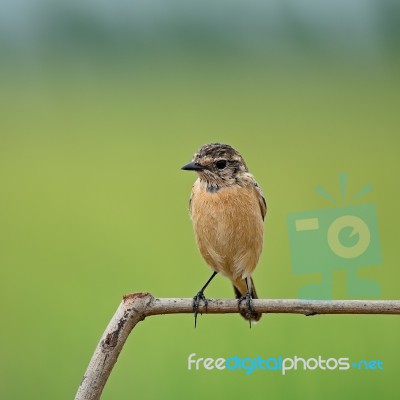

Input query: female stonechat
[182,143,266,326]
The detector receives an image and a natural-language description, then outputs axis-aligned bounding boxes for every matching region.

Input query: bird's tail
[233,277,262,322]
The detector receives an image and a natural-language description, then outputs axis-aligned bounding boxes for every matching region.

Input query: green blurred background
[0,1,399,399]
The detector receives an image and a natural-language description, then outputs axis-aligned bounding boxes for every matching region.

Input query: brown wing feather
[254,182,267,220]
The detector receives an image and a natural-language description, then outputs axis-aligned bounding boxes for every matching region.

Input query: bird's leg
[238,277,255,328]
[193,271,218,328]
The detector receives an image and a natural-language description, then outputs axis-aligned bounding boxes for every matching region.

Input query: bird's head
[181,143,248,190]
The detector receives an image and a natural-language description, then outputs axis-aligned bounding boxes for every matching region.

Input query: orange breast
[190,181,264,280]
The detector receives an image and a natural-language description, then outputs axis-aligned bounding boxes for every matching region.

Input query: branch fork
[75,293,400,400]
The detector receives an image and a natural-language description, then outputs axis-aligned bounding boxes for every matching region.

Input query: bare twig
[75,293,400,400]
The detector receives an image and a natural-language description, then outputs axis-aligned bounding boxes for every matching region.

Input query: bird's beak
[181,161,204,171]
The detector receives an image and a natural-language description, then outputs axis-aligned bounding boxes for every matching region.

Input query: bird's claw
[193,291,208,328]
[238,292,255,327]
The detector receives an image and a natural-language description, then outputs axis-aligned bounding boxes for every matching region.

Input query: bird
[181,143,266,326]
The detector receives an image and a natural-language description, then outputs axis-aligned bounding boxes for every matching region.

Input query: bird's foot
[238,292,255,328]
[193,291,208,328]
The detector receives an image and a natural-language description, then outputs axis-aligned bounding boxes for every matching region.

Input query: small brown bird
[181,143,266,326]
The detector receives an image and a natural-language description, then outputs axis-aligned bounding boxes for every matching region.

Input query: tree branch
[75,293,400,400]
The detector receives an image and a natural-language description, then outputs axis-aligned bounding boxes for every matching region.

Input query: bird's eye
[215,160,227,169]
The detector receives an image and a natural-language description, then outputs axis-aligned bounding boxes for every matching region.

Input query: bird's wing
[188,179,200,216]
[189,191,193,215]
[254,182,267,220]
